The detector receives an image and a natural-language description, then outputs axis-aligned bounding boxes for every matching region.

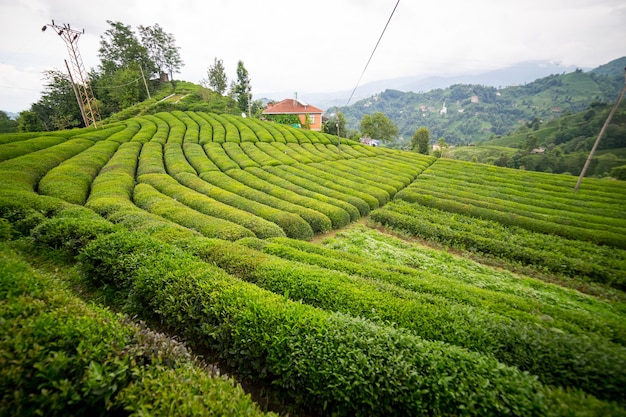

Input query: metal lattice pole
[42,20,100,128]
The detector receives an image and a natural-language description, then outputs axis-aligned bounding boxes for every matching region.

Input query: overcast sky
[0,0,624,113]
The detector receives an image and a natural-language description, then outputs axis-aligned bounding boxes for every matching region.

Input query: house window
[309,115,315,124]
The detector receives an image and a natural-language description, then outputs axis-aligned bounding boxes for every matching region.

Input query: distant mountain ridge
[336,57,626,145]
[263,60,582,110]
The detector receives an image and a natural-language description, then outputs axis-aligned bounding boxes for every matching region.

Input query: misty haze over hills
[262,60,581,110]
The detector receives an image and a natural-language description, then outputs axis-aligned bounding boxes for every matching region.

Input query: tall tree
[25,70,83,131]
[411,127,430,154]
[205,57,228,95]
[0,111,18,133]
[360,112,398,142]
[98,21,152,75]
[138,23,184,80]
[234,60,251,115]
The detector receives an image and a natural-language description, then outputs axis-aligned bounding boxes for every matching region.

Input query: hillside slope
[1,112,625,416]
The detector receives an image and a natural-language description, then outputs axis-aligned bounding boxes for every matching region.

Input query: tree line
[13,21,257,132]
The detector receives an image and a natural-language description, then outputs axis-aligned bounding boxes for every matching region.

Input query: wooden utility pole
[575,68,626,191]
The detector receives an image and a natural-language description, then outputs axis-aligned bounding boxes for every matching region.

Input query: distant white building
[440,101,447,115]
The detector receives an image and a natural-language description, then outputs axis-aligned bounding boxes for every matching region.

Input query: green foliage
[264,113,301,126]
[359,111,399,142]
[611,164,626,180]
[411,126,430,154]
[0,244,272,416]
[204,57,228,95]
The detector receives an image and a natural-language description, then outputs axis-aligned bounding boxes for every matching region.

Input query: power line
[345,0,400,107]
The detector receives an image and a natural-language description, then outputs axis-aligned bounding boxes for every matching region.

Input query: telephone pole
[42,20,100,128]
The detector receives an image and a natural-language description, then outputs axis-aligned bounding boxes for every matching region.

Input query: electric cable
[345,0,400,107]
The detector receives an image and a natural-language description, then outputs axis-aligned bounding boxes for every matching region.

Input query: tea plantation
[1,111,625,416]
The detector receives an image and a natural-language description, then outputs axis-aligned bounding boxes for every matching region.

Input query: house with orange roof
[261,98,324,131]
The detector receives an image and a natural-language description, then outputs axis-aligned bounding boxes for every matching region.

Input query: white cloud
[1,0,624,113]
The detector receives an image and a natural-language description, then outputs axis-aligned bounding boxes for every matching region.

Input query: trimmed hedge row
[210,113,241,143]
[263,165,370,217]
[137,142,166,176]
[271,142,314,163]
[0,244,273,416]
[271,123,298,143]
[38,140,120,205]
[0,138,95,192]
[238,117,274,142]
[257,235,626,344]
[186,111,213,144]
[308,162,391,206]
[76,230,548,416]
[105,119,141,143]
[223,142,261,169]
[175,172,313,240]
[131,117,158,143]
[395,186,626,249]
[139,172,285,239]
[286,142,324,162]
[133,182,254,241]
[182,142,220,174]
[0,135,67,162]
[172,110,200,144]
[239,142,281,167]
[257,120,286,143]
[371,200,626,290]
[227,169,341,231]
[198,113,225,143]
[141,114,169,144]
[222,114,257,142]
[155,112,186,144]
[164,142,198,175]
[280,164,380,211]
[203,237,626,405]
[255,142,299,165]
[200,170,331,234]
[315,160,399,197]
[203,142,240,171]
[246,166,360,223]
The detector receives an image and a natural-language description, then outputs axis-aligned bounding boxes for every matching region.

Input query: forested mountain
[339,57,626,146]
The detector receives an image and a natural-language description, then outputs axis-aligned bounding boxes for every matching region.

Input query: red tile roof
[262,98,324,115]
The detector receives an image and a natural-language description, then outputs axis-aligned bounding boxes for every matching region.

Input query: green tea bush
[271,142,314,163]
[239,117,274,142]
[182,142,220,173]
[258,120,286,143]
[255,142,299,164]
[281,164,380,211]
[247,166,360,222]
[286,143,324,162]
[226,169,335,232]
[139,172,285,239]
[77,231,548,416]
[0,246,272,417]
[223,142,261,169]
[0,136,66,162]
[155,112,186,144]
[264,165,370,216]
[38,140,120,205]
[176,172,313,240]
[164,142,198,175]
[199,113,225,142]
[133,183,254,241]
[130,117,157,143]
[172,110,200,144]
[137,141,166,176]
[198,238,626,404]
[141,114,169,144]
[239,142,281,166]
[222,114,257,142]
[211,113,240,142]
[312,161,396,200]
[0,138,94,192]
[203,142,240,171]
[186,111,213,144]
